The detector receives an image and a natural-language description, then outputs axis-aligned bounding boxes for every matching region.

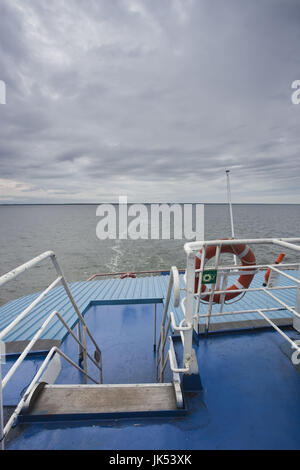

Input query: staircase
[1,254,189,449]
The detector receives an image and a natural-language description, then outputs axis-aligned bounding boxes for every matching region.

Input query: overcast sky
[0,0,299,203]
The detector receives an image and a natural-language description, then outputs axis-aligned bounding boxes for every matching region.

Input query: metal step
[19,382,185,422]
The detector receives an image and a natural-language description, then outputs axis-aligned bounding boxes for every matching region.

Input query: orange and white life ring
[194,241,256,303]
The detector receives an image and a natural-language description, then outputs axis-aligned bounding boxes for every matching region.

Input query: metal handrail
[87,262,300,283]
[87,268,186,281]
[1,309,102,389]
[155,266,193,382]
[0,251,56,287]
[195,262,300,273]
[195,284,300,299]
[2,345,98,443]
[0,276,63,342]
[0,251,103,367]
[150,240,300,384]
[184,236,300,344]
[0,251,104,449]
[155,267,179,382]
[184,237,300,254]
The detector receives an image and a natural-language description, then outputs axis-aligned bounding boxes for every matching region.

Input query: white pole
[0,361,4,450]
[292,267,300,333]
[225,169,237,265]
[153,304,157,351]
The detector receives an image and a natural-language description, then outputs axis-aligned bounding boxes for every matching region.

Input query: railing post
[0,361,4,450]
[155,267,180,382]
[185,252,196,361]
[99,350,103,384]
[182,250,202,391]
[293,265,300,333]
[160,324,165,382]
[83,326,87,384]
[50,254,84,364]
[219,272,229,314]
[194,246,206,332]
[205,244,221,334]
[153,304,157,352]
[77,324,83,364]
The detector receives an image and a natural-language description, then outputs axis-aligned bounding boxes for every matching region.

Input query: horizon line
[0,202,300,206]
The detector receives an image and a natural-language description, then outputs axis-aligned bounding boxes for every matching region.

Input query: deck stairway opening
[16,302,185,424]
[0,252,187,448]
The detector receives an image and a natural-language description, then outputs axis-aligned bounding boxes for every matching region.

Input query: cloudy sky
[0,0,299,203]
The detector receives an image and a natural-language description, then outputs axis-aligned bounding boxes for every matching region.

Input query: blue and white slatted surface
[0,270,296,347]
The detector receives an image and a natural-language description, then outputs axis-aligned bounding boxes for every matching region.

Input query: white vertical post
[293,266,300,333]
[194,247,206,332]
[50,254,83,363]
[0,361,4,450]
[184,251,199,374]
[219,272,229,314]
[193,203,205,332]
[160,324,165,383]
[83,326,87,384]
[205,245,221,334]
[153,304,157,351]
[226,169,237,265]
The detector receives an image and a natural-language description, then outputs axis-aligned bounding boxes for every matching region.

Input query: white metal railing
[183,237,300,350]
[156,267,193,383]
[0,251,103,449]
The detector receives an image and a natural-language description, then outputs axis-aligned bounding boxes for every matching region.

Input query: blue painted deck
[0,271,297,345]
[4,302,300,450]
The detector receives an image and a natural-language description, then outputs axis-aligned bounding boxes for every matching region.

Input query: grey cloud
[0,0,299,203]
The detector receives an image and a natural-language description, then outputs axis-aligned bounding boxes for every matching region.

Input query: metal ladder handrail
[0,251,103,367]
[0,251,104,449]
[1,309,102,390]
[156,266,193,383]
[155,266,179,382]
[2,344,97,444]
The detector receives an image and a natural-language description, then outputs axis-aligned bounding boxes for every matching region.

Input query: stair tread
[27,383,178,415]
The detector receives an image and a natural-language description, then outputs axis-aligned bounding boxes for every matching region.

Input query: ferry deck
[0,237,300,450]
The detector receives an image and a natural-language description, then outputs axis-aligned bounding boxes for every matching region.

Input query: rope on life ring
[120,272,136,279]
[194,240,256,303]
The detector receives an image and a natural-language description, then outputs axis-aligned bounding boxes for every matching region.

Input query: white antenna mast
[225,169,237,265]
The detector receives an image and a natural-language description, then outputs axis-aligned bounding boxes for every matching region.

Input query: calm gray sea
[0,204,299,305]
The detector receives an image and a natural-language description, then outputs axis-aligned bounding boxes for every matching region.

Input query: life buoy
[194,240,256,303]
[263,253,285,286]
[120,272,136,279]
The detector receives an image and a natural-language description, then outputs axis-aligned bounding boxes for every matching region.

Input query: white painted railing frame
[156,266,195,384]
[183,237,300,350]
[3,345,99,444]
[0,251,103,449]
